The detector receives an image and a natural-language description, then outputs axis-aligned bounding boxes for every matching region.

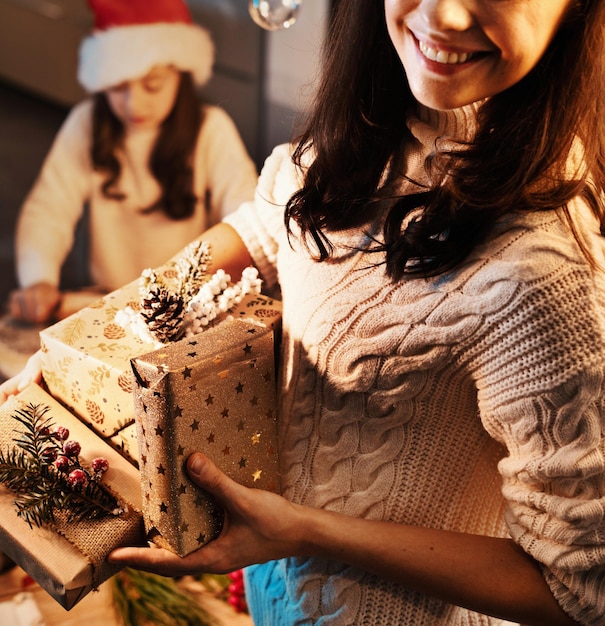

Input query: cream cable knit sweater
[16,99,257,292]
[225,105,605,625]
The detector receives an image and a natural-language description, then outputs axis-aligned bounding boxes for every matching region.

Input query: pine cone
[140,287,185,343]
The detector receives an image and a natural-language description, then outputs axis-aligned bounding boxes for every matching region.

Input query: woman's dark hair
[91,71,203,219]
[286,0,605,279]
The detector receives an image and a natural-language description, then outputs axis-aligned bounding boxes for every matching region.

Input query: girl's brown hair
[91,71,203,219]
[286,0,605,279]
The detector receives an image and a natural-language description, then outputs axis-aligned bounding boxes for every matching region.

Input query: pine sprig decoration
[116,241,213,344]
[140,241,212,307]
[0,403,123,528]
[115,240,263,344]
[111,568,219,626]
[174,240,213,302]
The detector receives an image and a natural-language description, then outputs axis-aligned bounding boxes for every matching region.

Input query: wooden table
[0,563,253,626]
[0,314,41,381]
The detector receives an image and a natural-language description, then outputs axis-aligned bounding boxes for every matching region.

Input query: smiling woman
[4,0,605,624]
[384,0,574,110]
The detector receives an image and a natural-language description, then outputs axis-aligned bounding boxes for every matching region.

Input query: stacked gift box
[0,384,145,609]
[0,253,282,608]
[132,318,280,556]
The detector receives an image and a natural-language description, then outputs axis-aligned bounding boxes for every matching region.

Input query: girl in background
[9,0,257,324]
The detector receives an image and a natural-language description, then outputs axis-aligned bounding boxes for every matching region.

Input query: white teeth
[419,41,471,65]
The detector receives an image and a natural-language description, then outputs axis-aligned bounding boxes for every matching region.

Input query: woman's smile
[385,0,573,110]
[417,40,476,66]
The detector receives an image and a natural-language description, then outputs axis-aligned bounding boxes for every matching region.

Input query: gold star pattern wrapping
[131,319,280,557]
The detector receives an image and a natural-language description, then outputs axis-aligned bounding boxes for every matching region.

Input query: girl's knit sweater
[16,99,257,292]
[224,104,605,625]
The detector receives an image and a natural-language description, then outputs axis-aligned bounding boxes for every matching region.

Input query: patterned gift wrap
[131,319,280,557]
[39,276,281,465]
[0,384,145,609]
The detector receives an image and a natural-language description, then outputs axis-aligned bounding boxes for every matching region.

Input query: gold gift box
[0,384,145,609]
[39,279,146,464]
[131,319,280,557]
[39,277,282,465]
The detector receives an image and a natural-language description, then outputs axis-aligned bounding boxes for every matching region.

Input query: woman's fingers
[109,543,207,577]
[0,350,44,404]
[109,452,300,576]
[186,452,241,503]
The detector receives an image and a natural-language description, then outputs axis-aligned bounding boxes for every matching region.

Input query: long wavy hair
[286,0,605,280]
[91,71,203,219]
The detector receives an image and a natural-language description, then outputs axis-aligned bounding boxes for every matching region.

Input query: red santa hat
[78,0,214,93]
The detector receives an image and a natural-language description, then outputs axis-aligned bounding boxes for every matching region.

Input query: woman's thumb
[187,452,234,500]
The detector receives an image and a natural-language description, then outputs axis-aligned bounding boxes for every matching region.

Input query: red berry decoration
[1,402,123,528]
[41,448,58,463]
[91,457,109,474]
[227,569,248,613]
[53,426,70,440]
[54,455,70,472]
[63,440,81,457]
[68,469,87,486]
[228,569,243,581]
[21,575,36,588]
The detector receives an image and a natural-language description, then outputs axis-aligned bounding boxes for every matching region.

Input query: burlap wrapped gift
[0,384,145,609]
[131,319,280,557]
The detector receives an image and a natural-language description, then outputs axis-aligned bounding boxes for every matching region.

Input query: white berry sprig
[182,267,263,336]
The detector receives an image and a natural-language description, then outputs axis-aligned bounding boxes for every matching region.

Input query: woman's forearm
[297,506,578,626]
[108,454,580,626]
[170,222,254,281]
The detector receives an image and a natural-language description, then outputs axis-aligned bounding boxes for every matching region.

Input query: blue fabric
[245,560,303,626]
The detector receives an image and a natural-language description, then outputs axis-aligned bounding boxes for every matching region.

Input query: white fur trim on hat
[78,22,214,92]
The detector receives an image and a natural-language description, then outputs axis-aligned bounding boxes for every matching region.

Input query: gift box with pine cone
[38,277,153,465]
[39,242,281,465]
[0,383,145,609]
[37,241,282,557]
[131,317,280,557]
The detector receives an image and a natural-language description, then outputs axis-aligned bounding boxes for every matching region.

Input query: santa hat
[78,0,214,93]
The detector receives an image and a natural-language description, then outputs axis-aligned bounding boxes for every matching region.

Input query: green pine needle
[111,568,220,626]
[0,403,122,528]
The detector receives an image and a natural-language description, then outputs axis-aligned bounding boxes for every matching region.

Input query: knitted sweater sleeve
[224,143,300,290]
[467,222,605,625]
[15,100,93,288]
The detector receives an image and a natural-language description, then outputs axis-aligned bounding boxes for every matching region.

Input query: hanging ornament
[248,0,302,31]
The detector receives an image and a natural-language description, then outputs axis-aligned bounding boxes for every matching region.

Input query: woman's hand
[109,452,306,577]
[110,451,578,625]
[0,350,44,404]
[9,283,61,324]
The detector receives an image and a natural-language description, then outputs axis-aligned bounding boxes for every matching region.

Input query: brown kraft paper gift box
[0,384,145,609]
[131,319,280,557]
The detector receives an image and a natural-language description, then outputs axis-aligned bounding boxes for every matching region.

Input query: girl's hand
[109,452,306,577]
[0,350,44,404]
[9,283,61,324]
